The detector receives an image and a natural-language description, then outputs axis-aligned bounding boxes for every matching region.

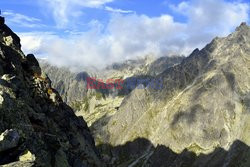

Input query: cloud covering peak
[18,0,249,71]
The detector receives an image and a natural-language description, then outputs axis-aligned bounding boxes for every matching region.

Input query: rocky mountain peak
[0,17,4,25]
[0,18,103,166]
[99,23,250,166]
[0,16,21,50]
[236,22,249,32]
[231,22,250,42]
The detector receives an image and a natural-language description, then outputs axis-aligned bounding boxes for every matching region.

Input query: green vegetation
[111,120,117,126]
[94,103,107,108]
[83,97,89,111]
[70,101,82,111]
[71,97,89,111]
[95,92,103,100]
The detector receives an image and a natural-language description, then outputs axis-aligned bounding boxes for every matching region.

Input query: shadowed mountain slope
[0,17,103,166]
[97,23,250,166]
[98,138,250,167]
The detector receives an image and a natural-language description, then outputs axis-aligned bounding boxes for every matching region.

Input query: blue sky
[0,0,249,70]
[0,0,188,32]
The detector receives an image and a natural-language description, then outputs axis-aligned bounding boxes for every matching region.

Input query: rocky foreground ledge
[0,16,103,166]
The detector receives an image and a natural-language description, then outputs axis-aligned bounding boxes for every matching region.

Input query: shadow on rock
[97,138,250,167]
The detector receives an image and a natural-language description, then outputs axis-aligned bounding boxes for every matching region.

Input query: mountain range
[0,15,249,167]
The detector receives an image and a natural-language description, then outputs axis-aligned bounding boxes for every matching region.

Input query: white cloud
[104,6,135,14]
[42,0,115,28]
[19,32,58,54]
[19,14,187,70]
[174,0,249,33]
[19,0,249,71]
[77,0,114,7]
[171,0,249,47]
[3,10,45,28]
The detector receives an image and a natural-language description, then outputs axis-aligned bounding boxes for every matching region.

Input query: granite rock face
[39,61,90,105]
[40,54,183,117]
[40,55,184,105]
[99,23,250,166]
[39,54,184,135]
[0,17,103,166]
[38,19,250,166]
